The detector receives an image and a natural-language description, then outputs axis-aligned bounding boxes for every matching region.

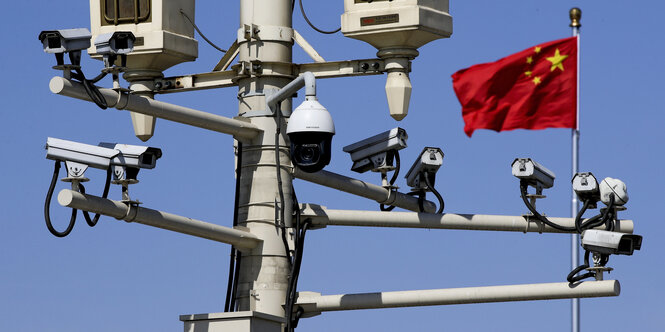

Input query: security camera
[572,172,600,207]
[286,97,335,173]
[99,142,162,181]
[46,137,119,174]
[46,137,162,180]
[39,28,91,54]
[581,229,642,256]
[405,147,444,190]
[512,158,555,190]
[99,143,162,169]
[343,127,408,173]
[599,177,629,206]
[38,28,91,66]
[94,31,135,67]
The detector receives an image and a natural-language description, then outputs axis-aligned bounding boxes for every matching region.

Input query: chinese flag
[452,37,577,137]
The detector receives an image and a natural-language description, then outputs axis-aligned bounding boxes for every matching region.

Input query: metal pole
[569,7,582,332]
[302,206,634,234]
[49,76,262,140]
[295,280,620,314]
[57,189,262,250]
[234,0,296,318]
[294,169,437,213]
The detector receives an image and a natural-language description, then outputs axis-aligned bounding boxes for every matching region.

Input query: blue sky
[1,1,663,331]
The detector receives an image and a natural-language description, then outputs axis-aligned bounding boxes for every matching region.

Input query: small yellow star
[524,71,532,77]
[534,46,542,53]
[546,48,569,72]
[526,56,533,64]
[532,76,542,85]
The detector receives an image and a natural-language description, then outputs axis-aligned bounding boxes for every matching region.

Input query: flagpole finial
[569,7,582,28]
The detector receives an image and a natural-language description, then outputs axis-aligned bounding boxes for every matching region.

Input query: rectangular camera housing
[405,146,444,189]
[46,137,118,170]
[581,229,643,256]
[343,127,408,173]
[511,158,555,189]
[99,142,162,169]
[39,28,92,54]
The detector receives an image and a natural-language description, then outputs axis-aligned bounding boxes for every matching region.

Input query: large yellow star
[546,48,569,72]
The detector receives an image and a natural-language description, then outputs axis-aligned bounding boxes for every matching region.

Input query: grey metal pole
[294,169,437,213]
[302,206,634,234]
[49,76,262,140]
[295,280,620,314]
[57,189,262,250]
[234,0,296,318]
[569,7,582,332]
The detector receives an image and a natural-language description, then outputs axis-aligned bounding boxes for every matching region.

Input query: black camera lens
[298,144,320,163]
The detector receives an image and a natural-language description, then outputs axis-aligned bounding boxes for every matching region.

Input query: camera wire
[519,180,577,232]
[180,9,227,53]
[44,160,78,237]
[298,0,341,34]
[79,166,113,227]
[225,142,243,312]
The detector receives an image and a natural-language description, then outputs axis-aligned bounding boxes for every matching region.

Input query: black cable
[225,142,243,312]
[180,9,227,53]
[298,0,341,34]
[44,161,78,237]
[286,219,311,332]
[424,175,445,214]
[79,167,113,227]
[72,69,108,109]
[574,199,592,233]
[380,151,401,211]
[519,181,577,232]
[567,250,596,283]
[89,71,109,84]
[275,104,293,264]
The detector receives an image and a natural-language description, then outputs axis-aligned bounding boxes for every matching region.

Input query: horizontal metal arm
[295,280,620,315]
[49,77,261,140]
[293,169,436,213]
[155,59,385,94]
[57,189,262,250]
[301,205,634,234]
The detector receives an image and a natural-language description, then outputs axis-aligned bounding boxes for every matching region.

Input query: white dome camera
[599,177,629,206]
[286,97,335,173]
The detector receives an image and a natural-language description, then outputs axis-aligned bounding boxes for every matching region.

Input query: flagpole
[569,7,582,332]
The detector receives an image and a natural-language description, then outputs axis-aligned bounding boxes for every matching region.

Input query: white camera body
[343,127,407,173]
[39,28,91,54]
[405,147,444,190]
[94,31,136,55]
[581,229,642,256]
[512,158,555,190]
[286,98,335,173]
[599,177,629,206]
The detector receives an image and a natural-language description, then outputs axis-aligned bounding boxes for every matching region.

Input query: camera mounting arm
[265,71,317,114]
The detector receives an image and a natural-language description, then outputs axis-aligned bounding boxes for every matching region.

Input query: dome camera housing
[286,98,335,173]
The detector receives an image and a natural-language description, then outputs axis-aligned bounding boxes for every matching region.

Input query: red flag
[452,37,577,137]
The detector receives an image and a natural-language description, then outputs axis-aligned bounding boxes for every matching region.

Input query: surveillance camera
[286,97,335,173]
[343,127,408,173]
[99,143,162,170]
[599,177,629,206]
[99,142,162,181]
[46,137,162,180]
[581,229,642,256]
[405,147,444,190]
[94,31,135,55]
[38,28,91,54]
[572,172,600,206]
[512,158,555,190]
[46,137,118,171]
